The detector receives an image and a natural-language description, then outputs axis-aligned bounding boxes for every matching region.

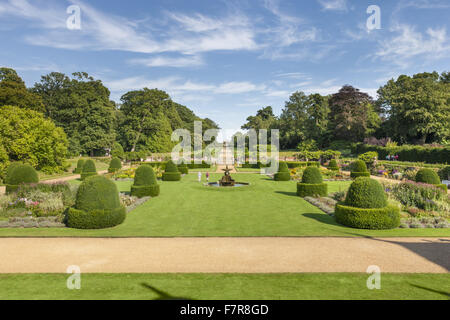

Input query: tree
[0,68,44,112]
[328,85,380,142]
[377,72,450,144]
[305,94,329,147]
[0,105,68,174]
[32,72,116,156]
[241,106,276,132]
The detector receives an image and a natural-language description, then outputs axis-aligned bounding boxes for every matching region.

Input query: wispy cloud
[375,24,450,66]
[317,0,347,11]
[128,55,204,68]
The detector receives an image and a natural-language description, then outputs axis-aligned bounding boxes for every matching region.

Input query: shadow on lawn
[141,283,193,300]
[303,213,339,226]
[274,191,297,197]
[409,283,450,298]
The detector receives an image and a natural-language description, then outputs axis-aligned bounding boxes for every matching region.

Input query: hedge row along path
[0,237,448,273]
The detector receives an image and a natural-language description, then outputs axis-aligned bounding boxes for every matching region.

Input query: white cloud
[128,55,204,68]
[317,0,347,11]
[214,82,266,94]
[375,24,450,66]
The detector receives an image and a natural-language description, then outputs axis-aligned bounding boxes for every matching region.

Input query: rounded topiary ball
[328,159,339,170]
[415,168,441,185]
[6,164,39,194]
[73,159,85,173]
[108,157,122,173]
[75,175,121,212]
[278,162,289,172]
[301,167,323,184]
[274,161,290,181]
[351,160,368,173]
[178,162,189,174]
[345,177,387,209]
[162,160,181,181]
[5,162,21,183]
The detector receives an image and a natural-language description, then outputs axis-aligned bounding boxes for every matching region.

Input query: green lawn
[1,273,448,300]
[38,158,110,181]
[0,173,448,237]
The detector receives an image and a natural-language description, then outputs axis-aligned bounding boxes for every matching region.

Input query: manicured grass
[0,174,448,237]
[0,273,448,300]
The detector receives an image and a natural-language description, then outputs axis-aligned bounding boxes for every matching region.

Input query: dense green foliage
[390,181,446,211]
[438,166,450,180]
[335,204,400,230]
[177,162,189,174]
[355,144,450,164]
[344,178,387,209]
[66,175,125,229]
[131,165,160,198]
[108,157,122,173]
[377,72,450,144]
[32,72,116,156]
[5,163,39,193]
[274,161,290,181]
[73,159,85,174]
[415,169,441,185]
[0,106,68,174]
[301,167,323,184]
[80,159,97,180]
[162,160,181,181]
[0,68,44,112]
[350,160,370,178]
[111,142,125,159]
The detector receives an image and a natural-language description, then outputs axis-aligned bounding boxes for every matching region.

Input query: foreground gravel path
[0,237,448,273]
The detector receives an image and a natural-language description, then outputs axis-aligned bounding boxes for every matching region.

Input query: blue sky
[0,0,449,137]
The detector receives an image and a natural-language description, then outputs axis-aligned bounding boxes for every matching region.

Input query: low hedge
[296,183,328,197]
[354,144,450,164]
[350,171,371,179]
[286,161,320,168]
[335,204,400,230]
[162,172,182,181]
[130,185,160,198]
[65,207,126,229]
[274,172,290,181]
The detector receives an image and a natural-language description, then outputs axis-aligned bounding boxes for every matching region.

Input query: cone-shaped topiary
[274,161,290,181]
[177,161,189,175]
[297,167,327,197]
[328,159,339,171]
[108,157,122,173]
[65,175,126,229]
[335,177,399,230]
[80,159,97,181]
[162,160,181,181]
[350,160,370,179]
[131,165,160,198]
[5,163,39,194]
[73,159,85,174]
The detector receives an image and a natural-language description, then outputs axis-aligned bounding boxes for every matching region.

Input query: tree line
[0,67,219,174]
[241,71,450,151]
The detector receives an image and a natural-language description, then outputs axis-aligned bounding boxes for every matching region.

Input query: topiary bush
[73,159,85,174]
[131,165,160,198]
[350,160,370,179]
[5,162,20,184]
[335,177,399,230]
[108,157,122,173]
[5,164,39,194]
[415,168,441,185]
[162,160,181,181]
[274,161,290,181]
[328,159,339,171]
[65,175,126,229]
[296,167,327,197]
[80,159,97,181]
[177,161,189,175]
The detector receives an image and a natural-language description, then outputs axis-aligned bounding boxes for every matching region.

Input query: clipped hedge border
[335,204,400,230]
[162,172,181,181]
[80,172,98,181]
[65,206,126,229]
[274,172,290,181]
[297,183,328,197]
[130,184,160,198]
[350,171,371,179]
[286,161,320,168]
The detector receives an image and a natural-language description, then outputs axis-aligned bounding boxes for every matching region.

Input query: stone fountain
[219,165,235,187]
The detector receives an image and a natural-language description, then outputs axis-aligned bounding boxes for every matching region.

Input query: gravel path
[0,237,448,273]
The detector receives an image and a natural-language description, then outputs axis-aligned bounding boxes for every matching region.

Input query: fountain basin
[206,182,250,188]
